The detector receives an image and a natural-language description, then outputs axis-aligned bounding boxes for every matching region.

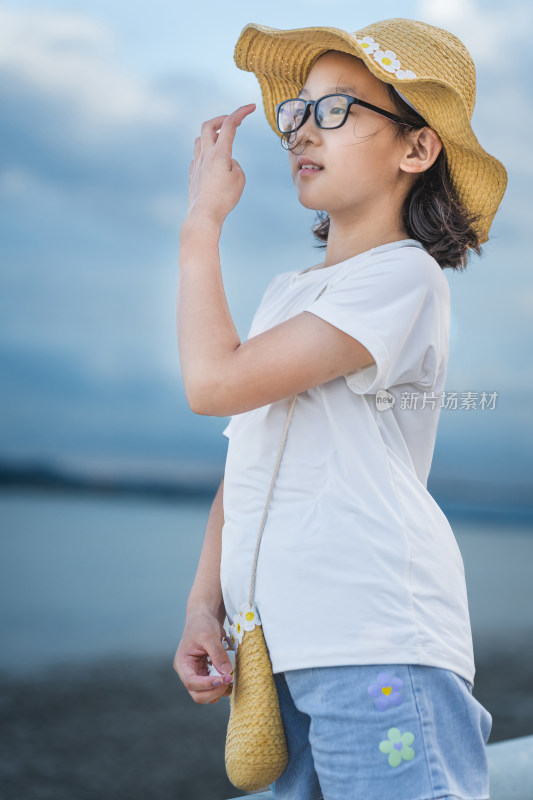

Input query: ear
[399,127,442,176]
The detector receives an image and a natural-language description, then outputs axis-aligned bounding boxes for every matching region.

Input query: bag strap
[247,281,329,607]
[248,392,297,606]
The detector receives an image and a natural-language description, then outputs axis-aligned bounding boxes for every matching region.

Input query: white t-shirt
[220,238,476,687]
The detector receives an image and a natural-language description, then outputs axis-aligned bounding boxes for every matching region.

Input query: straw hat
[234,18,508,245]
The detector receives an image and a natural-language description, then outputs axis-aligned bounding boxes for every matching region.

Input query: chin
[299,201,322,212]
[294,188,324,211]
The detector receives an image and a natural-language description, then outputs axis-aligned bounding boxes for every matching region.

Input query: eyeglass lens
[278,95,350,132]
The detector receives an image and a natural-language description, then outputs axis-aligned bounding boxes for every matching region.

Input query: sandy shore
[1,636,532,800]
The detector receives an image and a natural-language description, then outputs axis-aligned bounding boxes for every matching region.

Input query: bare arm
[178,105,375,418]
[186,475,226,626]
[174,475,233,704]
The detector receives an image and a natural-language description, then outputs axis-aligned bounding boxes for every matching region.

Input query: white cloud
[417,0,533,69]
[0,7,177,129]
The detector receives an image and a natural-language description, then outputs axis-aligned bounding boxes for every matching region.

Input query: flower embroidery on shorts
[227,603,262,652]
[379,727,415,767]
[368,671,404,710]
[355,35,417,79]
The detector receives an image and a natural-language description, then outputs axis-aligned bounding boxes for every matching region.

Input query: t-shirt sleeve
[222,419,232,438]
[301,252,449,394]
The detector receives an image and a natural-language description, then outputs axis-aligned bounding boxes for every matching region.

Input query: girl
[174,17,507,800]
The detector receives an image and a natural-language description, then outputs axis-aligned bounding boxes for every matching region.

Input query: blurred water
[0,488,531,676]
[0,488,209,675]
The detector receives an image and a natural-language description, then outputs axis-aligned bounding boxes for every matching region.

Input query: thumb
[207,635,233,676]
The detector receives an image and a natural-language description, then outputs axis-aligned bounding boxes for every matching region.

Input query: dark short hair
[310,83,484,271]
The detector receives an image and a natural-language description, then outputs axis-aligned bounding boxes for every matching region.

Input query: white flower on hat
[356,35,417,80]
[373,49,401,73]
[356,35,379,53]
[396,69,417,80]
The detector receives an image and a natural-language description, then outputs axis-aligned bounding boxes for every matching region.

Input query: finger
[207,679,233,703]
[216,103,256,159]
[190,678,233,705]
[208,646,233,678]
[200,114,230,151]
[182,663,233,693]
[191,685,227,704]
[203,635,234,678]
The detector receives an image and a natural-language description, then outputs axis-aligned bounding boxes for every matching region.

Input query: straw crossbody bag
[224,390,298,791]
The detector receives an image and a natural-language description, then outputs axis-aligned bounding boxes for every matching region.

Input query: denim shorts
[270,663,492,800]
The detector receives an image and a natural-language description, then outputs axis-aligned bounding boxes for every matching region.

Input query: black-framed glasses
[275,93,418,135]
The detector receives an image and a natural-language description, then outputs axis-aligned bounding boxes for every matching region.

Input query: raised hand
[187,103,256,226]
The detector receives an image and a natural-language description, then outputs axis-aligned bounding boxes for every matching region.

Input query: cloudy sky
[0,0,531,488]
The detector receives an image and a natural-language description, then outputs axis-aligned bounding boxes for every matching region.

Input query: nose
[299,102,319,132]
[293,103,321,147]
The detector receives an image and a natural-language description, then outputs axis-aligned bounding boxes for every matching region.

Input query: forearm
[177,214,241,413]
[186,476,227,625]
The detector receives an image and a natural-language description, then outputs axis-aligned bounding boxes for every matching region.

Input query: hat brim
[234,23,507,246]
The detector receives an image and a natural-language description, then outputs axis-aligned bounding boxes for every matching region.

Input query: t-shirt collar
[294,239,426,277]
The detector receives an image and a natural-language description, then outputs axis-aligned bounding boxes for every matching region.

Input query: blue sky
[0,0,531,487]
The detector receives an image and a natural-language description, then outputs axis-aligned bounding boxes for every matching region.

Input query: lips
[297,156,323,172]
